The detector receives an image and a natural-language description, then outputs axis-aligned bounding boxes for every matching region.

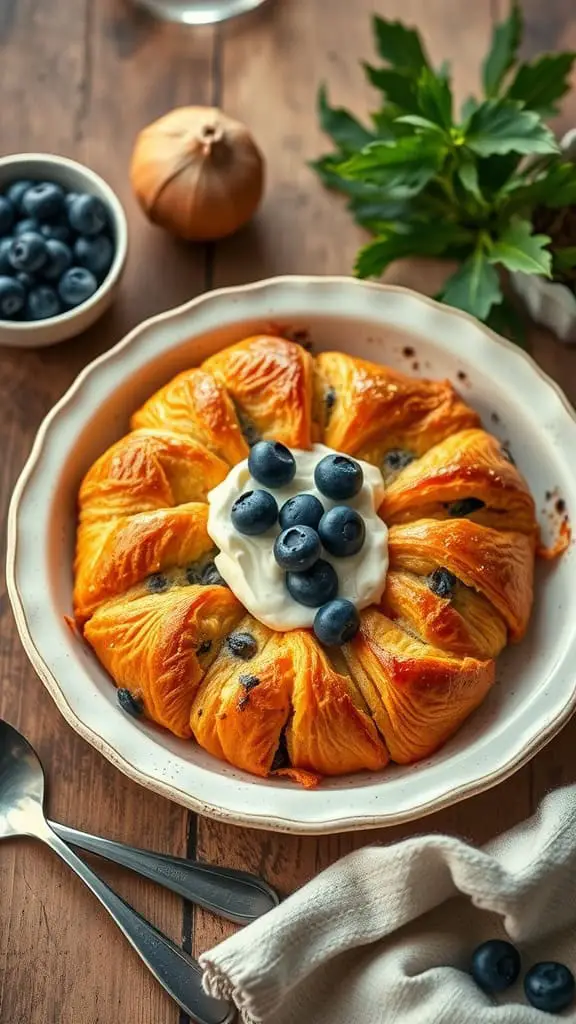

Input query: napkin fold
[201,786,576,1024]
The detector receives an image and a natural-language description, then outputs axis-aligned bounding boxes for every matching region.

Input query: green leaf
[317,85,375,153]
[309,156,382,200]
[500,162,576,211]
[310,155,355,191]
[347,195,410,228]
[485,296,527,346]
[537,165,576,208]
[363,65,419,112]
[416,67,453,128]
[456,156,484,203]
[466,100,559,157]
[370,105,413,139]
[310,157,416,229]
[507,53,576,116]
[553,247,576,274]
[339,135,446,180]
[362,167,440,199]
[437,60,451,80]
[440,251,503,320]
[488,217,552,276]
[337,167,439,200]
[460,96,479,122]
[355,222,474,278]
[482,1,523,97]
[395,114,446,134]
[477,153,522,196]
[372,16,430,74]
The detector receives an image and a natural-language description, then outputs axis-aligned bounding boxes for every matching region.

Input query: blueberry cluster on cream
[207,441,388,645]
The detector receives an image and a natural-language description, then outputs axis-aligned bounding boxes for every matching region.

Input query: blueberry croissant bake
[73,335,549,787]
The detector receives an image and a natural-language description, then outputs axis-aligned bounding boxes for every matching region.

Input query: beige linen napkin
[201,786,576,1023]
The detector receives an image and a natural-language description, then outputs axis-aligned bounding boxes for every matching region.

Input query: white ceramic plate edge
[7,276,576,834]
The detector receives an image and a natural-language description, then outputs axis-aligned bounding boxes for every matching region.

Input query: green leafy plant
[312,3,576,336]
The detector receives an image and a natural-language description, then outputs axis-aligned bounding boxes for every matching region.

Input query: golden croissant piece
[73,336,561,785]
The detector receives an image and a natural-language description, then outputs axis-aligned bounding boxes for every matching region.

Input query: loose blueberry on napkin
[471,939,575,1013]
[200,786,576,1024]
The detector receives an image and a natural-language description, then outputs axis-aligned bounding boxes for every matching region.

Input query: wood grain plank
[76,1,216,356]
[193,0,532,961]
[0,2,215,1023]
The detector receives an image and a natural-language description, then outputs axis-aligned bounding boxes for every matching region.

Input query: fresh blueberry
[324,386,336,415]
[238,673,260,695]
[9,232,48,272]
[22,181,65,222]
[14,217,41,237]
[40,221,72,243]
[383,449,415,474]
[0,196,14,234]
[248,440,296,488]
[271,729,290,771]
[16,271,35,292]
[5,179,33,211]
[274,526,321,572]
[0,276,26,319]
[428,567,457,598]
[185,565,202,585]
[43,239,73,281]
[26,285,61,320]
[65,191,80,212]
[74,233,114,277]
[117,688,143,718]
[314,598,360,645]
[445,497,485,517]
[524,962,575,1013]
[286,558,338,607]
[279,493,324,532]
[314,453,363,500]
[147,572,169,592]
[231,489,278,536]
[319,506,365,558]
[58,266,98,307]
[226,632,258,659]
[0,237,13,274]
[201,561,228,587]
[470,940,521,993]
[67,193,108,235]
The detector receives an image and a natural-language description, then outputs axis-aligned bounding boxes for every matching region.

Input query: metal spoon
[0,720,234,1024]
[49,821,279,925]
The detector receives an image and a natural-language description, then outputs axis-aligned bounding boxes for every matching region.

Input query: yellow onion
[130,106,265,241]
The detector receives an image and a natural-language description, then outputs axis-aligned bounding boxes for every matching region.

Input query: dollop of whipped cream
[207,444,389,631]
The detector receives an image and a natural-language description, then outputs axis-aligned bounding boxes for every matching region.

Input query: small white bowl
[511,129,576,343]
[0,153,128,348]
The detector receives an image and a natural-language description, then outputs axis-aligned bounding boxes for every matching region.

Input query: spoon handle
[50,819,278,924]
[43,826,234,1024]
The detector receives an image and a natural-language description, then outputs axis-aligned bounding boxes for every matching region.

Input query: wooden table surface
[1,1,576,1021]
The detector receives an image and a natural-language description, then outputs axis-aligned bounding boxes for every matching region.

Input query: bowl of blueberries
[0,152,128,347]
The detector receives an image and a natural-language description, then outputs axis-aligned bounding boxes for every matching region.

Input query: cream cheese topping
[207,444,389,631]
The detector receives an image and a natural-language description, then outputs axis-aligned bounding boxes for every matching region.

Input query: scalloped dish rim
[7,276,576,834]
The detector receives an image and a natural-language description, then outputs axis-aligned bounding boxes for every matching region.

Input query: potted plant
[312,3,576,343]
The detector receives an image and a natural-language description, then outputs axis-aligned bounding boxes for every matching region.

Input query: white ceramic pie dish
[7,276,576,834]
